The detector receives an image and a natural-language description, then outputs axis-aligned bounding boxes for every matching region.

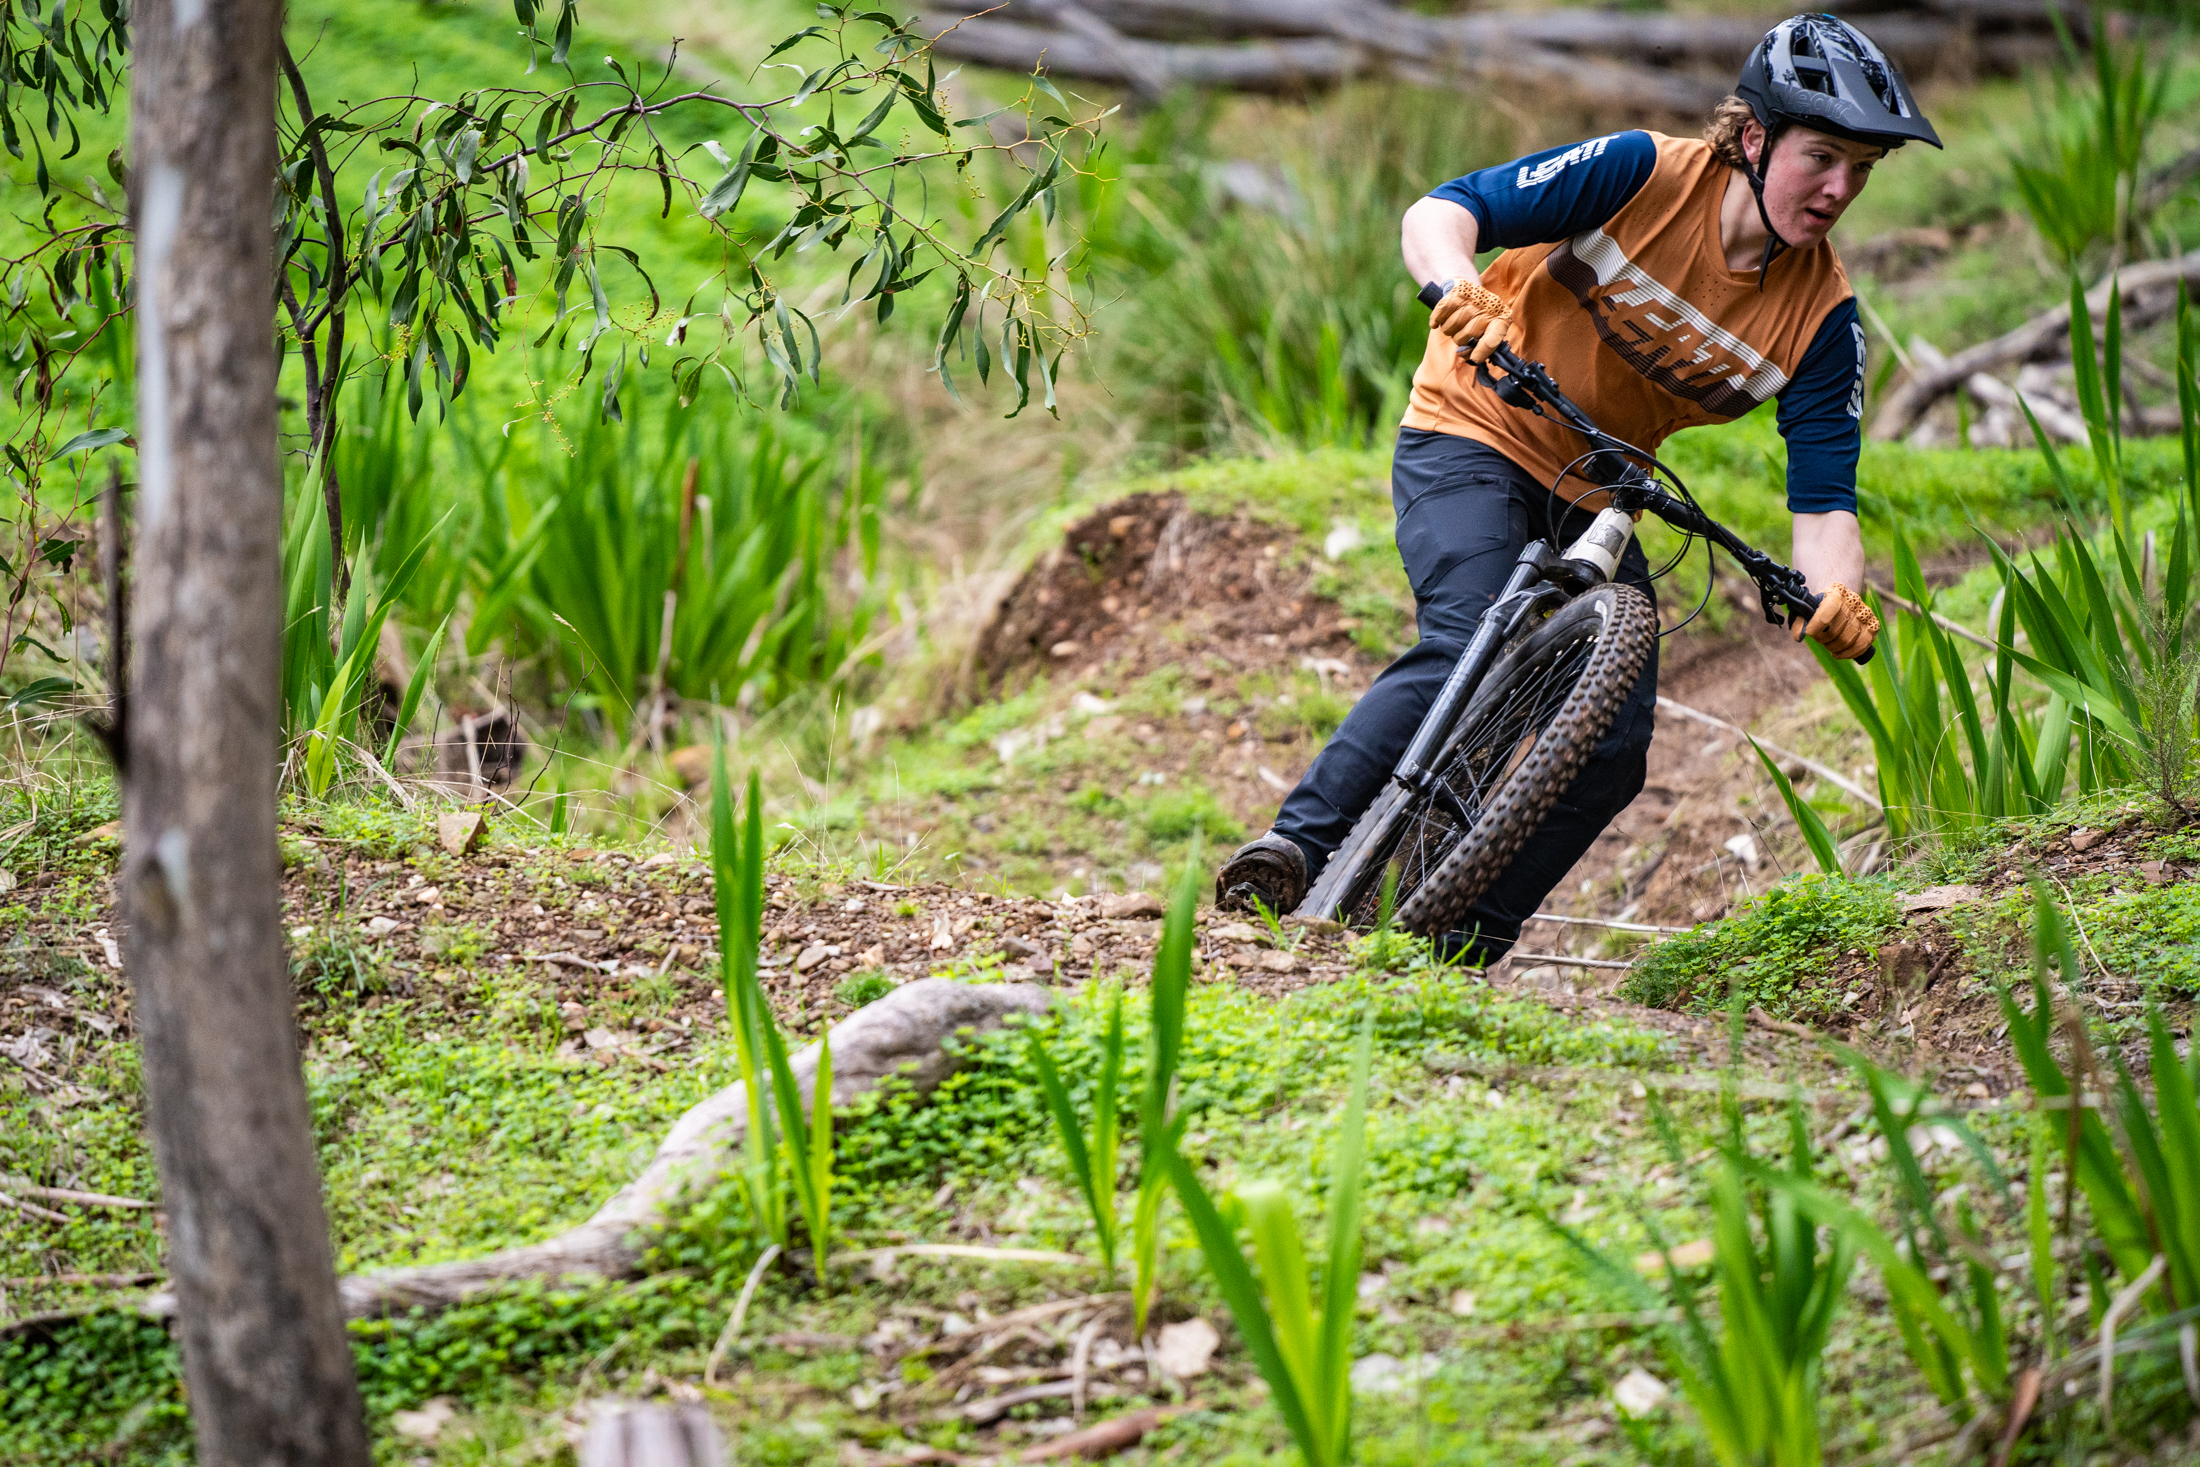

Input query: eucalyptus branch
[0,0,1110,681]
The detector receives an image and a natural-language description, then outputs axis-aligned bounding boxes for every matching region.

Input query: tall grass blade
[1168,1006,1372,1467]
[711,745,785,1250]
[1748,737,1841,874]
[1028,987,1125,1277]
[1133,849,1200,1334]
[381,610,453,766]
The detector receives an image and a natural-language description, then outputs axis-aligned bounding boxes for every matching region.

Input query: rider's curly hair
[1704,95,1760,172]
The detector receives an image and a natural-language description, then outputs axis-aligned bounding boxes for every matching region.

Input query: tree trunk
[123,3,371,1462]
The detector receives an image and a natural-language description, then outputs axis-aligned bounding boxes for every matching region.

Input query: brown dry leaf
[1150,1317,1219,1378]
[1635,1238,1714,1274]
[438,810,487,857]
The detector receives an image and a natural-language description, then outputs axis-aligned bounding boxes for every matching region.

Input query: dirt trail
[969,493,1845,931]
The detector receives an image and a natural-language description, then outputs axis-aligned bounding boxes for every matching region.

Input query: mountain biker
[1217,14,1932,957]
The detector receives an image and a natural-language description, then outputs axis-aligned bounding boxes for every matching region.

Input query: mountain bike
[1293,337,1871,936]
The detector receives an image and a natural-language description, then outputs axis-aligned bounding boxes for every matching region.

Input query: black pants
[1274,428,1659,962]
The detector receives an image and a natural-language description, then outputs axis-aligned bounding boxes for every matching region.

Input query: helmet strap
[1745,121,1793,292]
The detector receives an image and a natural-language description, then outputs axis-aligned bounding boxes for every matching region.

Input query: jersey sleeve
[1775,298,1866,516]
[1426,131,1657,250]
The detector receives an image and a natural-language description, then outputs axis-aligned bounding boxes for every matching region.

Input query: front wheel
[1319,583,1656,937]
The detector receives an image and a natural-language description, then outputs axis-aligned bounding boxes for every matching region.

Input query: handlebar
[1467,340,1871,665]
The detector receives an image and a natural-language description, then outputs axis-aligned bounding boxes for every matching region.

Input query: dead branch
[1872,247,2200,441]
[138,980,1050,1323]
[921,0,2088,112]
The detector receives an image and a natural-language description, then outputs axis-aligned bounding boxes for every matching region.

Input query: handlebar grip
[1795,589,1876,665]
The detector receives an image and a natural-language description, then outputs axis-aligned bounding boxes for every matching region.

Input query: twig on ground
[1511,952,1634,971]
[933,1377,1090,1424]
[703,1242,781,1388]
[1453,1306,1683,1342]
[522,951,616,972]
[0,1191,72,1224]
[1523,912,1688,935]
[1746,1005,1820,1042]
[0,1272,160,1288]
[20,1186,150,1210]
[1653,697,1879,809]
[831,1243,1092,1269]
[1018,1402,1199,1462]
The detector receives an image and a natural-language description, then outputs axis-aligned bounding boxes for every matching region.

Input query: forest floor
[11,482,2200,1465]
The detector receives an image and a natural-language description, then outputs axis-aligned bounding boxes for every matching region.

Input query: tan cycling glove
[1429,280,1513,364]
[1792,582,1880,661]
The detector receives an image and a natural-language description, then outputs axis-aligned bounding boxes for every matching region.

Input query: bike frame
[1299,338,1867,916]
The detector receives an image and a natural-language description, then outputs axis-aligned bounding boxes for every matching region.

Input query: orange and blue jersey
[1407,131,1864,515]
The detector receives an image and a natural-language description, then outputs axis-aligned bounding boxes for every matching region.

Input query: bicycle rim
[1344,585,1654,933]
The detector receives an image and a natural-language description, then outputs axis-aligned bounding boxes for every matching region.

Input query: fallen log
[138,979,1051,1323]
[1870,247,2200,442]
[922,7,1725,112]
[925,13,1360,95]
[1908,336,2091,447]
[922,0,2092,109]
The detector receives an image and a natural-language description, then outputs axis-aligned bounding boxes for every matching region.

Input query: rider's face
[1745,124,1885,250]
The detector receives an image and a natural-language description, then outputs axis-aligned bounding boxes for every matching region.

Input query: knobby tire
[1310,583,1656,938]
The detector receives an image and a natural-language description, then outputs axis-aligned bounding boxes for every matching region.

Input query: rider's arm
[1402,197,1485,296]
[1793,512,1867,597]
[1403,132,1657,289]
[1777,298,1869,594]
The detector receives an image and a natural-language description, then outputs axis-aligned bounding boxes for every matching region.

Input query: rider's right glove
[1792,582,1881,661]
[1428,280,1513,365]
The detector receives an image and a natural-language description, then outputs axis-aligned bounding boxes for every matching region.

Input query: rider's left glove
[1792,582,1880,661]
[1428,280,1513,365]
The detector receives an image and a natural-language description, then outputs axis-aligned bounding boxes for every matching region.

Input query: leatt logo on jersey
[1543,227,1790,419]
[1514,135,1618,191]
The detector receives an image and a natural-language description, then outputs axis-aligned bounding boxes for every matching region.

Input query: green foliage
[280,463,443,793]
[711,751,834,1279]
[0,1312,188,1465]
[1085,88,1514,454]
[2071,881,2200,993]
[1750,737,1843,874]
[1028,986,1126,1278]
[1816,528,2063,841]
[833,969,894,1008]
[289,918,393,1005]
[1619,875,1901,1021]
[1771,1054,2015,1415]
[2003,885,2200,1313]
[495,404,885,733]
[1133,784,1245,845]
[1169,1010,1371,1467]
[2007,1,2176,269]
[1982,299,2198,804]
[1670,1160,1851,1467]
[1559,1101,1851,1467]
[1132,853,1199,1333]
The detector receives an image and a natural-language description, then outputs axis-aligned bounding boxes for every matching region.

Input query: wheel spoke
[1347,625,1601,928]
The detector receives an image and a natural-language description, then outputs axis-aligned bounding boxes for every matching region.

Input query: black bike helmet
[1732,15,1941,283]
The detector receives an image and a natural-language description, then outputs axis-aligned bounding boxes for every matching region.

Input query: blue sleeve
[1776,298,1865,515]
[1427,132,1657,249]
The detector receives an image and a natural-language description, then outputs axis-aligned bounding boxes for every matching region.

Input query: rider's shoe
[1215,830,1309,915]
